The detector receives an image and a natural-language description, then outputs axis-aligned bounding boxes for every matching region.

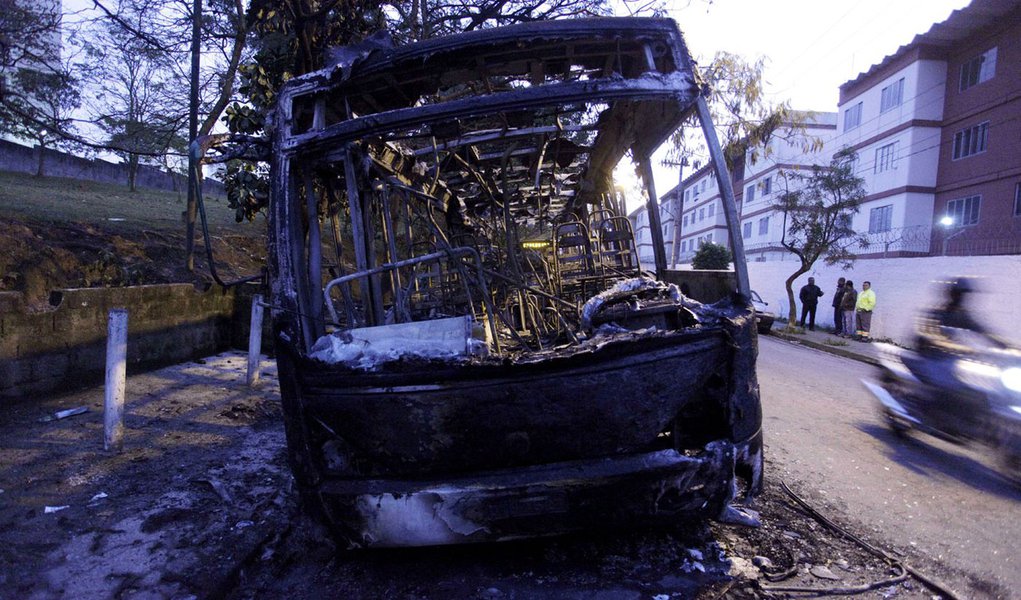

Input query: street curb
[766,330,881,366]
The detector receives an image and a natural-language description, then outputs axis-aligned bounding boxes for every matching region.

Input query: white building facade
[832,54,947,256]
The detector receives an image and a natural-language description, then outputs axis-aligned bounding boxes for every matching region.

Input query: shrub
[691,242,732,270]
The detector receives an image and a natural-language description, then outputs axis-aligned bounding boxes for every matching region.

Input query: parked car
[751,290,775,334]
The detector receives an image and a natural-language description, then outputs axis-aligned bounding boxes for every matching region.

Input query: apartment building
[835,0,1021,257]
[634,112,835,265]
[636,0,1020,266]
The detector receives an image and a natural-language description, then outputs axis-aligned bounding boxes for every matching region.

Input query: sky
[655,0,972,112]
[617,0,974,205]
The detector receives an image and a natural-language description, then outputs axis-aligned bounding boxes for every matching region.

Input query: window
[874,142,897,173]
[868,204,893,233]
[745,184,756,202]
[952,121,988,159]
[880,78,904,112]
[699,208,705,221]
[758,217,769,235]
[708,202,715,217]
[946,195,981,226]
[837,213,852,230]
[844,102,862,131]
[684,190,690,203]
[760,176,771,195]
[705,232,713,243]
[683,215,689,227]
[743,222,752,238]
[1015,183,1021,217]
[701,180,707,192]
[960,47,997,91]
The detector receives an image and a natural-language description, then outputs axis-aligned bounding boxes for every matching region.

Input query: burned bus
[247,17,761,546]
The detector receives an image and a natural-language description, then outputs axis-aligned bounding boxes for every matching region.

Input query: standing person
[856,281,876,342]
[831,277,846,335]
[798,277,824,330]
[840,280,857,338]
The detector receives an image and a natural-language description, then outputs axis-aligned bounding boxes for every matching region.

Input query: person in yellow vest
[855,281,876,342]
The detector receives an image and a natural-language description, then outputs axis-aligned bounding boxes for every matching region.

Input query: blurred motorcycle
[862,335,1021,484]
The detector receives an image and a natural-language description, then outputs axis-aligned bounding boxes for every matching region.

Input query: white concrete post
[104,308,128,452]
[246,294,264,386]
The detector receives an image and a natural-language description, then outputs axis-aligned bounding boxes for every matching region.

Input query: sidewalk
[767,323,883,366]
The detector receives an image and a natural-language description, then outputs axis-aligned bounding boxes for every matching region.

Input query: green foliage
[774,148,866,269]
[667,52,822,172]
[226,161,270,222]
[691,242,732,270]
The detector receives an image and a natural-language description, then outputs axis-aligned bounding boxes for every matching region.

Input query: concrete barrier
[0,282,268,399]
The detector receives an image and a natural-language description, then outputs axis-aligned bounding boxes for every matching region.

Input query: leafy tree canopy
[773,147,867,325]
[691,241,732,270]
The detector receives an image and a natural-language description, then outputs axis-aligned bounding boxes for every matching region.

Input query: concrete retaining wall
[0,283,267,399]
[662,269,736,304]
[0,139,226,196]
[746,255,1021,346]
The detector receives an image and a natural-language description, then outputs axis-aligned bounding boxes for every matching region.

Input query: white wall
[747,255,1021,346]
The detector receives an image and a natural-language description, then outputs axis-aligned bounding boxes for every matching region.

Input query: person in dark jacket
[798,277,824,330]
[831,277,846,334]
[839,280,857,338]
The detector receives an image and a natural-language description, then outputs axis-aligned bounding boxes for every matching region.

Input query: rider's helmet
[946,277,976,304]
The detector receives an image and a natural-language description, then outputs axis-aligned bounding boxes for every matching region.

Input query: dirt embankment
[0,216,267,310]
[0,172,269,310]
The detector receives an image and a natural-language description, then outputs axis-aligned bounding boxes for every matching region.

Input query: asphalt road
[758,335,1021,596]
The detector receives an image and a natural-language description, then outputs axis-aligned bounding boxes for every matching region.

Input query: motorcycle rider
[915,277,1006,356]
[911,277,1006,435]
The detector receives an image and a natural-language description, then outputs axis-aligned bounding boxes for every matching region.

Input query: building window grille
[743,222,752,238]
[844,102,862,131]
[684,190,690,203]
[868,204,893,233]
[874,142,897,173]
[880,78,904,112]
[683,215,688,226]
[946,195,981,226]
[708,203,715,217]
[960,47,997,91]
[952,122,988,159]
[745,184,756,202]
[758,216,769,235]
[699,208,705,221]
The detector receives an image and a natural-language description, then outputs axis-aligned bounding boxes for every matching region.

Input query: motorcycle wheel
[883,409,911,438]
[998,450,1021,487]
[882,410,914,438]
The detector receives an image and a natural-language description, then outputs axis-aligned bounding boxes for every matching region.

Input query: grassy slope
[0,170,253,236]
[0,171,268,306]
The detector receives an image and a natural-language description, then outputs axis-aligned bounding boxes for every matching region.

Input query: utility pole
[663,158,688,268]
[185,0,201,272]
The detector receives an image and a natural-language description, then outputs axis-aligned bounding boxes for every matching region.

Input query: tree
[772,148,866,327]
[1,0,83,169]
[691,241,732,270]
[9,69,82,176]
[665,52,822,173]
[85,15,188,192]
